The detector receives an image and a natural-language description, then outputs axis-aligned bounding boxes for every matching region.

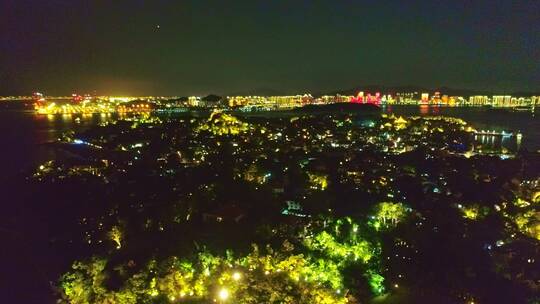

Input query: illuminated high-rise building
[532,96,539,106]
[468,96,489,106]
[396,92,414,103]
[32,92,45,104]
[421,93,429,103]
[433,91,441,102]
[350,91,364,103]
[492,95,512,107]
[441,95,449,104]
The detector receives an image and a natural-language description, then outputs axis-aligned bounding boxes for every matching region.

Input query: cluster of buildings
[459,95,539,107]
[227,94,315,108]
[219,92,539,109]
[394,91,539,107]
[3,90,539,115]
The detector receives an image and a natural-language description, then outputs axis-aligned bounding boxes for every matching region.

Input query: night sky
[1,0,539,96]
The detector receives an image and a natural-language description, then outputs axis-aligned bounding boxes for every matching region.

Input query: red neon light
[349,91,380,106]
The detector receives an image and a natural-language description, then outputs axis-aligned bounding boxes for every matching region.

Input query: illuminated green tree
[372,202,408,229]
[365,270,385,296]
[197,111,250,135]
[306,231,373,263]
[307,173,329,190]
[108,226,123,249]
[60,258,108,304]
[59,244,350,304]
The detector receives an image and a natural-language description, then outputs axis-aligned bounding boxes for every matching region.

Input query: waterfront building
[421,93,429,103]
[395,92,415,104]
[335,94,350,103]
[317,95,337,104]
[469,96,489,106]
[492,95,512,107]
[441,95,449,104]
[433,91,441,103]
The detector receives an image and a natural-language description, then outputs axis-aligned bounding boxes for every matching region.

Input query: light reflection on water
[473,133,520,153]
[0,110,121,179]
[383,105,538,152]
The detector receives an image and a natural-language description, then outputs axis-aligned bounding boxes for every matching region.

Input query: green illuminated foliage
[365,270,385,295]
[308,173,329,190]
[514,210,540,240]
[198,111,250,135]
[307,231,373,263]
[462,205,480,220]
[108,226,123,249]
[60,258,108,304]
[514,198,531,208]
[533,191,540,204]
[371,202,408,230]
[59,243,351,304]
[504,196,540,241]
[303,219,387,296]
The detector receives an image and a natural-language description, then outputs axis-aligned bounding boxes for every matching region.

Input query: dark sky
[1,0,539,96]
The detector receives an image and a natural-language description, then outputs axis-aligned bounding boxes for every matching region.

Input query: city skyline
[2,1,539,96]
[3,84,540,99]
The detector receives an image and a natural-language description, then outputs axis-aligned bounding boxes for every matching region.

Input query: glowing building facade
[468,96,489,106]
[492,96,512,107]
[421,93,429,103]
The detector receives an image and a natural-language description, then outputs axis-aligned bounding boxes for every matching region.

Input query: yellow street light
[218,288,229,301]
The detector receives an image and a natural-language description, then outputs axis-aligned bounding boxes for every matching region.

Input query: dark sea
[0,102,120,181]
